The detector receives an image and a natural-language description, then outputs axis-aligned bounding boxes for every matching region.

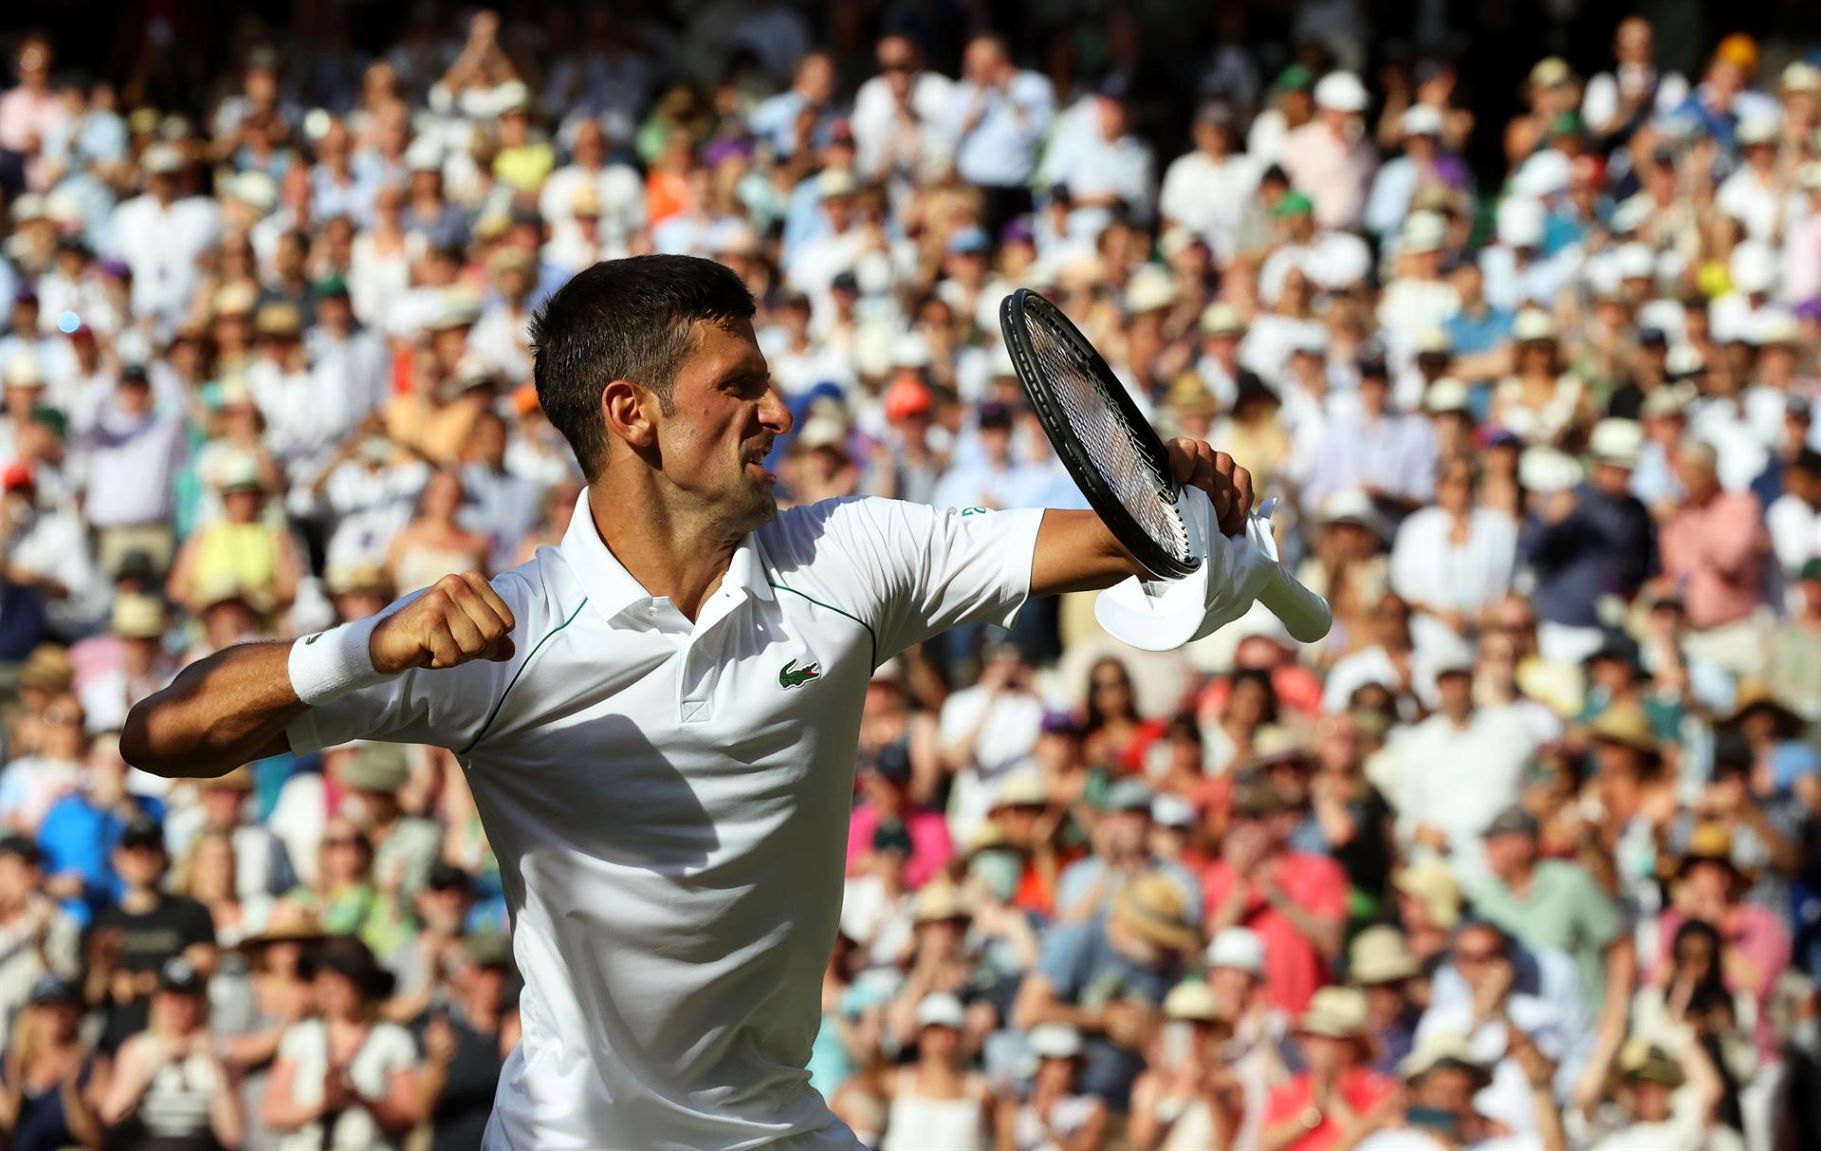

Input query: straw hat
[18,645,73,692]
[913,883,971,925]
[1111,872,1201,952]
[1348,926,1419,985]
[1727,680,1802,735]
[1616,1039,1684,1088]
[1393,860,1463,931]
[111,594,169,639]
[1399,1031,1491,1085]
[991,772,1050,811]
[1587,701,1661,759]
[1164,375,1219,419]
[1162,980,1231,1024]
[201,766,255,792]
[1295,986,1369,1040]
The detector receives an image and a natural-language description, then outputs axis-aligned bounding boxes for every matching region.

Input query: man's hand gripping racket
[998,288,1331,651]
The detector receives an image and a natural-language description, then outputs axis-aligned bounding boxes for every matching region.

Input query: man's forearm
[121,641,306,779]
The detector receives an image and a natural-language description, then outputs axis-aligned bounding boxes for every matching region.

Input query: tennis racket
[998,288,1331,643]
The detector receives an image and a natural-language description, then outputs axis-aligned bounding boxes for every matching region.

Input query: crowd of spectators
[0,3,1820,1149]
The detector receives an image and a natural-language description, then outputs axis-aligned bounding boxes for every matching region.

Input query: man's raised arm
[1028,438,1253,597]
[121,572,516,779]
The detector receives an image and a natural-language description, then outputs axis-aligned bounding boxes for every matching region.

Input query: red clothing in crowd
[1203,851,1348,1014]
[1262,1067,1399,1151]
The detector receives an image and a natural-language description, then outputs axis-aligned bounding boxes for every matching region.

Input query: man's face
[115,843,165,889]
[655,319,793,533]
[1483,830,1534,881]
[0,855,36,903]
[1436,671,1473,717]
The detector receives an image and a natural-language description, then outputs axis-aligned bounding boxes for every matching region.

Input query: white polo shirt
[287,494,1044,1151]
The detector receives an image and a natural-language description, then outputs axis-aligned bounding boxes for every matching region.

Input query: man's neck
[1506,863,1536,897]
[587,479,741,621]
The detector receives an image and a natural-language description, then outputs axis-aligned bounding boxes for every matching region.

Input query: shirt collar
[557,489,774,623]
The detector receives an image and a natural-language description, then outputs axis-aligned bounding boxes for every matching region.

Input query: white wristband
[288,616,393,706]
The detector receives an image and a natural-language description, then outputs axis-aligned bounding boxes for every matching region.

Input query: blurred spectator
[97,957,243,1148]
[264,936,418,1150]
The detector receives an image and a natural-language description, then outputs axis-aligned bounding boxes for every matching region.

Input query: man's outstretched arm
[1029,438,1253,597]
[122,572,516,779]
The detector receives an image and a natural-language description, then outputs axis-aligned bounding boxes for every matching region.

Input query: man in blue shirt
[36,737,160,927]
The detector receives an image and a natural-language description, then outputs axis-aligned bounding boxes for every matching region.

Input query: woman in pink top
[1653,827,1791,1059]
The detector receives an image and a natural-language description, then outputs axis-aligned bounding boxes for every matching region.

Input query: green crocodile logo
[778,659,820,689]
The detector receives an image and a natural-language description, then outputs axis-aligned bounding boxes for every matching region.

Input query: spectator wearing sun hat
[1261,986,1398,1151]
[1014,870,1194,1110]
[1281,71,1379,232]
[1346,926,1422,1076]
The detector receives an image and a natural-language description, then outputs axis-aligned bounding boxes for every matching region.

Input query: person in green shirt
[1473,806,1632,1014]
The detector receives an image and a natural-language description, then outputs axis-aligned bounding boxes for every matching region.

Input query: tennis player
[123,256,1256,1151]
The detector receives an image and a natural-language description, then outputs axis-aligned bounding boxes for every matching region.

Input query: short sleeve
[761,499,1044,664]
[1572,867,1622,952]
[285,570,544,755]
[1034,921,1090,1000]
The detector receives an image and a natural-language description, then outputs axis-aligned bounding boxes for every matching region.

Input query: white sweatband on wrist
[288,615,393,706]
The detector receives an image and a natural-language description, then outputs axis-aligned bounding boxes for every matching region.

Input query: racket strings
[1024,313,1192,563]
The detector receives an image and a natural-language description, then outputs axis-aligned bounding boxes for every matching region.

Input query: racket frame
[998,288,1200,580]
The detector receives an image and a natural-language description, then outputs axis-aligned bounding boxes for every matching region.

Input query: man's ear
[602,379,657,450]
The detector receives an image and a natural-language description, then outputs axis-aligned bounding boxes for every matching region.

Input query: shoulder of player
[499,545,586,639]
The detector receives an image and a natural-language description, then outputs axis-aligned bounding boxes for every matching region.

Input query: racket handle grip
[1258,564,1333,643]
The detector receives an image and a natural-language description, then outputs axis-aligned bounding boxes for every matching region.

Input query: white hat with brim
[1318,489,1385,536]
[916,993,966,1030]
[1424,378,1470,414]
[1314,72,1369,113]
[1401,104,1444,136]
[1519,446,1585,493]
[1399,1031,1491,1084]
[1028,1023,1085,1059]
[1511,308,1556,343]
[141,143,185,174]
[1205,927,1265,976]
[1589,418,1644,469]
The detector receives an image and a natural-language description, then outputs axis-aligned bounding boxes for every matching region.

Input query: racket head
[998,288,1199,579]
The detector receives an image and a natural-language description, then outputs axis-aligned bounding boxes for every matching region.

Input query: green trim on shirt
[459,598,589,756]
[768,583,877,670]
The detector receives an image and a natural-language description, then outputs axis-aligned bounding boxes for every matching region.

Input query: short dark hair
[529,256,755,479]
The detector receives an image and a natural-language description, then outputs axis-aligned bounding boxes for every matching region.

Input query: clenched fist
[370,572,517,673]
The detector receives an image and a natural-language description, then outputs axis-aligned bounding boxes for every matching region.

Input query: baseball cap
[1103,777,1154,813]
[426,862,473,893]
[119,814,165,852]
[1273,190,1315,218]
[26,974,78,1007]
[158,957,206,995]
[946,226,990,255]
[339,743,411,795]
[976,401,1014,430]
[1483,805,1540,839]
